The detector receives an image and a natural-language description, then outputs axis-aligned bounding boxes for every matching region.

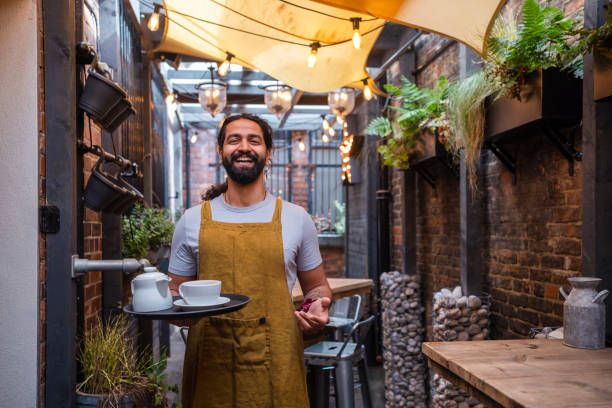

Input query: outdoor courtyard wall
[0,0,40,406]
[387,0,584,340]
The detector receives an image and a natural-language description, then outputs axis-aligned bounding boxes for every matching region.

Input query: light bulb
[322,117,330,131]
[298,139,306,151]
[328,128,335,137]
[351,18,362,50]
[190,134,198,144]
[148,5,162,31]
[308,43,319,68]
[322,134,329,143]
[165,93,175,104]
[337,115,344,125]
[218,53,233,76]
[363,78,373,101]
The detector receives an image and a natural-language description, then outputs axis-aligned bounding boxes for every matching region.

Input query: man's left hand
[295,297,331,335]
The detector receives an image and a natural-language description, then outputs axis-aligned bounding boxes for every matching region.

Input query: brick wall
[37,0,46,402]
[387,0,583,340]
[320,246,345,278]
[188,129,218,207]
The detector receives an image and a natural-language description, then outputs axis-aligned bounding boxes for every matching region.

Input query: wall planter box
[484,68,582,178]
[410,129,457,189]
[318,233,344,248]
[594,48,612,102]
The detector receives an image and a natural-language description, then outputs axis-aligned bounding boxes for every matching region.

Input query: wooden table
[422,339,612,408]
[292,277,374,303]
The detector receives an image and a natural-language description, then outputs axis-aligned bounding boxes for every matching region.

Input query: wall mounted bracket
[486,141,517,184]
[540,124,582,176]
[71,254,150,279]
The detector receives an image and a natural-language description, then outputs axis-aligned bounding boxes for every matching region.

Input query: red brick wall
[188,129,218,207]
[291,130,310,211]
[388,0,583,340]
[37,0,46,402]
[320,246,345,278]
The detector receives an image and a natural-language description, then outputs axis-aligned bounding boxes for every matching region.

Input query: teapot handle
[130,279,135,295]
[559,286,570,300]
[593,290,610,304]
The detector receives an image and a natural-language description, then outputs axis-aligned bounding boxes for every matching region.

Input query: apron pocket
[206,315,270,368]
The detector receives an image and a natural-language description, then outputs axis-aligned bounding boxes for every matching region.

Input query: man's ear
[217,146,223,160]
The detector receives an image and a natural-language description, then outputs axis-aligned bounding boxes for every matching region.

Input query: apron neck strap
[272,197,282,222]
[202,196,281,222]
[201,200,212,222]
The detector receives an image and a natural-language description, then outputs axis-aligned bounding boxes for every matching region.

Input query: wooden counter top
[292,277,373,303]
[422,339,612,408]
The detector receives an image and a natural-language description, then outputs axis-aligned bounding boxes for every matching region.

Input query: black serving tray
[123,294,250,320]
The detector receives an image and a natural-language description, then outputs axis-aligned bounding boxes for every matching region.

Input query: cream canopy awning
[153,0,503,93]
[155,0,384,93]
[309,0,505,56]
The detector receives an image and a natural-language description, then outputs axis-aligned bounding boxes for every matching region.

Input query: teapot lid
[134,269,168,280]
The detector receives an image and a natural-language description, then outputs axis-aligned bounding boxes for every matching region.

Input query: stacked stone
[430,286,490,408]
[380,271,427,408]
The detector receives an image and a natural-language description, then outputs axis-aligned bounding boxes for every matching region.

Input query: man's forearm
[304,283,331,300]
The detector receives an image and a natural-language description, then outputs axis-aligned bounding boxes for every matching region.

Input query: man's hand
[295,297,331,335]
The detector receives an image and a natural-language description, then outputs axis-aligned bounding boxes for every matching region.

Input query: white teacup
[179,280,222,305]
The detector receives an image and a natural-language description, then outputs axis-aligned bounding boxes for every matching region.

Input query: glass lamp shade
[264,85,293,118]
[328,87,355,118]
[198,80,227,118]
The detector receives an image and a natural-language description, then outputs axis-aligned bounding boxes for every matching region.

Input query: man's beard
[222,150,266,185]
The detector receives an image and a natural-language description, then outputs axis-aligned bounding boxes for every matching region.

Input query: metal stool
[327,294,362,341]
[305,315,375,408]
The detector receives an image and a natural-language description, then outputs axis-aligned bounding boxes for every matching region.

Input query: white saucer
[174,297,231,310]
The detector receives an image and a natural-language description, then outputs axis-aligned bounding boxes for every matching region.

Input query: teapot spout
[593,289,610,304]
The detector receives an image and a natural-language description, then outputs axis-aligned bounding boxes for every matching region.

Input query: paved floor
[164,326,385,407]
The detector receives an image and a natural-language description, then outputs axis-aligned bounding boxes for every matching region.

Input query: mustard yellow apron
[181,198,310,408]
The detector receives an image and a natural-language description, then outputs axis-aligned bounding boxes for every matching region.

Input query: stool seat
[305,341,358,360]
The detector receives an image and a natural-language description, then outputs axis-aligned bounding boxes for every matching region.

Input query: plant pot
[83,158,125,212]
[79,71,135,132]
[485,68,582,141]
[75,390,137,408]
[594,47,612,102]
[105,177,143,214]
[410,129,448,167]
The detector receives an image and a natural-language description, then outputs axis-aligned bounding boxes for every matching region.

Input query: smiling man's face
[219,118,270,185]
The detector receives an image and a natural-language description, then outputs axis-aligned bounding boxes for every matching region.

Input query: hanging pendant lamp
[264,84,293,119]
[197,66,228,118]
[328,87,355,121]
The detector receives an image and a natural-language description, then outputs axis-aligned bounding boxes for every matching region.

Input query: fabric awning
[155,0,384,93]
[309,0,504,56]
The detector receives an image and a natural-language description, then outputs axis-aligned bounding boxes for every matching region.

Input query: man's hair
[202,113,273,201]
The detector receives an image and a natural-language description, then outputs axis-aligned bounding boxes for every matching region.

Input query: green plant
[365,76,449,169]
[122,204,175,264]
[446,71,503,190]
[76,314,180,407]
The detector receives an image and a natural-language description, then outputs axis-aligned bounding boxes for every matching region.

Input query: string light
[328,127,335,137]
[336,115,344,125]
[165,92,176,105]
[298,138,306,151]
[362,78,373,101]
[321,115,330,131]
[308,42,319,68]
[217,52,233,76]
[148,4,162,31]
[322,133,329,143]
[190,133,198,144]
[351,18,362,49]
[339,134,355,183]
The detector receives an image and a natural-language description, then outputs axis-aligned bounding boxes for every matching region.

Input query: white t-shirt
[168,193,323,294]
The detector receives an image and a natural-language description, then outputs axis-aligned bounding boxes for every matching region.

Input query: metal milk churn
[560,277,609,349]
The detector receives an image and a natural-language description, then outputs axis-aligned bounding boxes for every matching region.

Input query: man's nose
[237,138,251,151]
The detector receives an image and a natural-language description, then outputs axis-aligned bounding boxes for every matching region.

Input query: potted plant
[365,76,452,170]
[75,314,179,407]
[483,0,585,140]
[122,204,175,270]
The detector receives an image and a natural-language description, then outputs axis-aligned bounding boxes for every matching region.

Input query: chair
[326,294,362,341]
[305,315,375,408]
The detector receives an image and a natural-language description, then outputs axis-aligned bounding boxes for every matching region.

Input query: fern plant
[365,76,449,169]
[486,0,584,99]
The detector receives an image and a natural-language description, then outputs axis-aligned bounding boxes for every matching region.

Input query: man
[168,113,332,408]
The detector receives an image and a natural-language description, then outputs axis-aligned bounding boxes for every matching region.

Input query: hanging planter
[485,68,582,141]
[79,71,135,132]
[83,156,125,211]
[594,47,612,102]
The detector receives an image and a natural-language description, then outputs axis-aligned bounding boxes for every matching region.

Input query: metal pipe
[373,30,423,82]
[71,255,150,279]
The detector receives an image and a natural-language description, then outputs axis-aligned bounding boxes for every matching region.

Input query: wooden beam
[582,0,612,343]
[278,90,303,128]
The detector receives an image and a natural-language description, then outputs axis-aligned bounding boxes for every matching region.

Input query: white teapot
[131,267,173,312]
